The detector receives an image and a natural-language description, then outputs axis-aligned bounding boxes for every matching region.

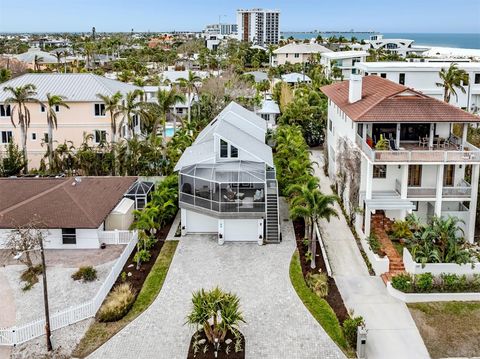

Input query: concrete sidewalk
[0,270,15,359]
[311,149,430,359]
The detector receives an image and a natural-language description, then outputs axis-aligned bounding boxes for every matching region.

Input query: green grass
[289,250,351,354]
[73,240,178,358]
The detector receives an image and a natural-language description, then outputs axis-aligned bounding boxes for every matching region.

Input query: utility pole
[39,238,53,351]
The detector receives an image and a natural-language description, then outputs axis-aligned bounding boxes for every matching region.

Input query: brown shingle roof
[320,76,480,123]
[0,177,137,229]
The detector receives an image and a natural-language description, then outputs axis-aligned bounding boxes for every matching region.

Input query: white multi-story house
[271,43,332,67]
[203,23,238,36]
[320,50,369,80]
[355,61,480,112]
[236,8,280,46]
[175,101,280,244]
[321,75,480,243]
[362,34,429,57]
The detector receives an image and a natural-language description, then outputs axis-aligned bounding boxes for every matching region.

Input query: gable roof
[320,76,480,123]
[0,177,137,229]
[174,102,273,171]
[273,43,332,55]
[281,73,312,83]
[0,73,141,102]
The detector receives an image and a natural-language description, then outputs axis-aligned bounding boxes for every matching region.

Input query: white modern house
[320,50,369,80]
[271,43,332,67]
[321,75,480,243]
[362,34,429,57]
[174,101,280,244]
[256,96,280,128]
[280,72,312,86]
[0,177,141,249]
[355,61,480,113]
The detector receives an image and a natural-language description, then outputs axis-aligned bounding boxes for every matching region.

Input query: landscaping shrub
[440,273,469,292]
[133,249,151,265]
[415,273,434,293]
[72,266,97,282]
[391,273,413,293]
[98,283,135,322]
[305,271,329,298]
[367,234,382,256]
[20,264,43,291]
[343,315,365,349]
[391,220,413,240]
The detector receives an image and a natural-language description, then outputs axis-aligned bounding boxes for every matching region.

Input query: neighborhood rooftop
[0,73,141,102]
[273,43,332,54]
[0,177,137,229]
[321,76,480,123]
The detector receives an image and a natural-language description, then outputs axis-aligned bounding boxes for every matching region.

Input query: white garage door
[224,219,259,242]
[186,211,218,233]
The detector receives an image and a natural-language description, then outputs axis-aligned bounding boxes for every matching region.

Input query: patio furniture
[418,136,428,148]
[389,139,399,151]
[437,137,447,149]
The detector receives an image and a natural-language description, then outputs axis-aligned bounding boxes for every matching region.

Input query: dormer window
[220,139,228,158]
[231,145,238,158]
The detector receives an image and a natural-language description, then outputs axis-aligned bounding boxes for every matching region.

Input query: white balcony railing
[394,179,472,199]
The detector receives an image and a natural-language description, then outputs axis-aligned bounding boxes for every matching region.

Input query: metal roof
[281,73,312,83]
[273,43,332,55]
[257,99,280,114]
[14,48,58,64]
[0,73,142,102]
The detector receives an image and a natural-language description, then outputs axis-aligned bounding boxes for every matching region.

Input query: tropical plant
[3,83,41,172]
[375,135,390,150]
[98,283,135,322]
[343,315,365,349]
[436,63,469,103]
[0,141,26,176]
[185,287,245,347]
[43,93,70,170]
[178,70,201,130]
[71,266,97,282]
[305,271,329,298]
[391,220,413,240]
[118,89,143,140]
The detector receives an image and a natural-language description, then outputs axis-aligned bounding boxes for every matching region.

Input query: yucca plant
[185,287,245,346]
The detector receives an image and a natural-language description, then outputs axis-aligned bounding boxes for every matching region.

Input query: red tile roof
[321,76,480,123]
[0,177,137,229]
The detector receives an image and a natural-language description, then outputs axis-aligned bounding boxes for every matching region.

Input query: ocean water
[281,32,480,49]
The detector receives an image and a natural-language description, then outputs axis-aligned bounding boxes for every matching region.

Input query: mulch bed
[187,329,245,359]
[293,219,349,324]
[112,221,173,295]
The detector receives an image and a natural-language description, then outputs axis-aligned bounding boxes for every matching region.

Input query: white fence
[99,230,136,245]
[0,232,138,347]
[314,223,332,277]
[403,247,480,276]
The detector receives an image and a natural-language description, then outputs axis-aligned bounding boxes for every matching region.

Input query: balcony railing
[180,192,266,213]
[395,179,472,199]
[355,134,480,163]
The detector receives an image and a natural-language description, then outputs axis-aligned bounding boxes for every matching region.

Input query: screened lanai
[179,161,267,213]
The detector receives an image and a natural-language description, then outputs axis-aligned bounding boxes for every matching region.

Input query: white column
[364,207,371,237]
[396,123,401,149]
[435,165,444,217]
[365,162,373,200]
[462,123,469,148]
[467,164,479,243]
[429,123,435,149]
[400,165,409,218]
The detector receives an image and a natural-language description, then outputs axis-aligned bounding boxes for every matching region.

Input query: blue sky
[0,0,479,33]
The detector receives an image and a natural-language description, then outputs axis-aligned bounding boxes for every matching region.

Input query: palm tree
[287,178,339,268]
[54,51,63,72]
[96,91,123,175]
[3,84,40,172]
[33,55,43,72]
[118,89,143,139]
[436,63,469,103]
[44,93,70,170]
[178,70,201,130]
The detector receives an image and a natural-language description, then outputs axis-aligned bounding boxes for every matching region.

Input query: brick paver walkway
[89,199,345,359]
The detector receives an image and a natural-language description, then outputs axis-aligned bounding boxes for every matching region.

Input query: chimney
[348,74,363,103]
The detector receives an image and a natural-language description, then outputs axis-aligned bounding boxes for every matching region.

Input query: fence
[98,230,136,245]
[314,222,332,277]
[0,232,138,347]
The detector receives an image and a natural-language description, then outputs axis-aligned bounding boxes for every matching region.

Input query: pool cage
[125,181,155,209]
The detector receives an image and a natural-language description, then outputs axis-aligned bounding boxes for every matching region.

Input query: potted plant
[185,287,245,358]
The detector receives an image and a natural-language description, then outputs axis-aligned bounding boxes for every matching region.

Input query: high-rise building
[236,8,280,46]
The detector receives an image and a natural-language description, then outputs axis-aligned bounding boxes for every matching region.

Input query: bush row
[391,272,480,293]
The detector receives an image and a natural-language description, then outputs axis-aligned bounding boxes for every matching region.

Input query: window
[285,54,289,58]
[62,228,76,244]
[43,133,49,143]
[220,139,228,158]
[380,73,387,78]
[408,165,422,186]
[412,201,419,212]
[475,73,480,84]
[94,130,106,143]
[94,103,106,116]
[0,104,11,117]
[373,165,387,178]
[230,145,238,158]
[294,53,299,58]
[1,131,12,144]
[328,119,333,132]
[443,165,455,186]
[357,123,364,137]
[177,108,184,114]
[54,105,60,112]
[31,133,37,141]
[399,73,405,85]
[40,105,46,112]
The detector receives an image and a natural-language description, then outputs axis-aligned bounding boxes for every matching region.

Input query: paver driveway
[90,199,345,359]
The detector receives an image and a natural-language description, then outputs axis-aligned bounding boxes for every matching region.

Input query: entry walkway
[311,149,430,359]
[0,271,15,359]
[90,199,345,359]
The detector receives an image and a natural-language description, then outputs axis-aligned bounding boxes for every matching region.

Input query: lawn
[289,250,352,355]
[408,301,480,359]
[72,240,178,358]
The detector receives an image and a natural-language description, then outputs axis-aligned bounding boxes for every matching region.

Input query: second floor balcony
[395,179,472,199]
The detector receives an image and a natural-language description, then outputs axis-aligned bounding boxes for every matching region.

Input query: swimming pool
[165,127,175,137]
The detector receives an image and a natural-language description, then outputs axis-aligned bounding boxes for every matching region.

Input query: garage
[184,210,218,233]
[223,219,260,242]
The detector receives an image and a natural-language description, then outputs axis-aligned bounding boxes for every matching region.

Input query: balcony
[355,134,480,164]
[395,179,472,199]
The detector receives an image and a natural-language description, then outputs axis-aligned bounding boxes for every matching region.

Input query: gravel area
[1,259,115,325]
[11,318,94,359]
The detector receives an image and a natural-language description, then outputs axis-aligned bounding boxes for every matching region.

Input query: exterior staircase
[265,193,280,243]
[371,213,406,285]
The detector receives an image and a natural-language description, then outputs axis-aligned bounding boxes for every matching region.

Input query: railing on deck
[395,179,471,198]
[0,232,138,347]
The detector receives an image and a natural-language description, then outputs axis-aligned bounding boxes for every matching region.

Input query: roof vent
[348,74,363,104]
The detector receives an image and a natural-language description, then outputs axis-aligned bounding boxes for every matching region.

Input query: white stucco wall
[0,228,101,249]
